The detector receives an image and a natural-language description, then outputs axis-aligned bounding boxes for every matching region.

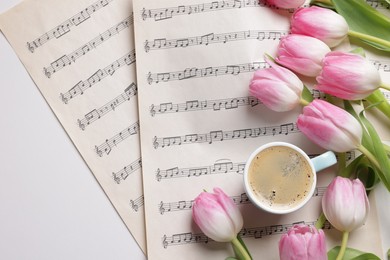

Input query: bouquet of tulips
[191,0,390,259]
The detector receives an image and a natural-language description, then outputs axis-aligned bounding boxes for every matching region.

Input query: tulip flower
[322,176,369,260]
[316,51,382,100]
[291,6,349,48]
[279,224,327,260]
[266,0,305,9]
[192,188,251,259]
[276,35,331,77]
[249,56,306,112]
[297,100,362,153]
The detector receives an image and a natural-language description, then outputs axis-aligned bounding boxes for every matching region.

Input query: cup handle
[310,151,337,172]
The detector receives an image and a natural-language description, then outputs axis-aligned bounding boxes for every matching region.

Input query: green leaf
[332,0,390,51]
[236,235,252,260]
[302,85,314,103]
[226,257,238,260]
[328,246,381,260]
[365,90,390,120]
[349,47,366,57]
[359,110,390,191]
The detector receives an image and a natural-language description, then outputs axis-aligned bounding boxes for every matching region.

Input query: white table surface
[1,1,389,259]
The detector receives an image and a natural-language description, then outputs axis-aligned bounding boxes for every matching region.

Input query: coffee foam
[248,146,314,211]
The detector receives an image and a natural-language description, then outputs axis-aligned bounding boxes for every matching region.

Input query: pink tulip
[279,224,327,260]
[322,177,369,232]
[316,51,382,100]
[266,0,305,9]
[291,6,349,48]
[249,56,304,112]
[276,35,331,77]
[297,100,362,152]
[192,188,243,242]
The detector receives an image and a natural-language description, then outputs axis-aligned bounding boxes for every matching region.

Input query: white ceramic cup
[243,142,337,214]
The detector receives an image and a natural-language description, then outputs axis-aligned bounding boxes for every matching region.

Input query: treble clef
[130,200,139,212]
[112,172,121,184]
[144,40,150,53]
[43,67,52,78]
[147,72,153,85]
[159,201,165,215]
[95,145,103,157]
[142,8,147,21]
[27,42,35,53]
[162,235,168,249]
[77,119,86,131]
[153,136,159,149]
[60,93,69,104]
[150,104,156,117]
[156,168,162,181]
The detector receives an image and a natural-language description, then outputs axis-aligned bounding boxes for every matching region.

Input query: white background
[0,0,389,259]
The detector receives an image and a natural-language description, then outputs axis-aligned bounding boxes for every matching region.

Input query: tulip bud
[276,35,331,77]
[316,51,382,100]
[291,6,349,48]
[266,0,305,9]
[279,224,327,260]
[297,100,363,153]
[322,177,370,232]
[249,56,304,112]
[192,188,243,242]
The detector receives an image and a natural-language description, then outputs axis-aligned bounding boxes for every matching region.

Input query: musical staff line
[77,83,137,130]
[130,195,144,212]
[158,187,326,215]
[366,0,390,10]
[162,220,331,248]
[141,0,293,22]
[60,49,136,104]
[144,30,287,52]
[372,59,390,72]
[147,61,269,85]
[112,158,142,184]
[153,123,299,149]
[150,90,327,117]
[26,0,114,53]
[95,121,139,157]
[156,160,245,181]
[43,15,133,78]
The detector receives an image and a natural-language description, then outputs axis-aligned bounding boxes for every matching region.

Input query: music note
[112,158,142,184]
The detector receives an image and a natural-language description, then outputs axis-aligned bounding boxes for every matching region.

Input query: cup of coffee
[243,142,337,214]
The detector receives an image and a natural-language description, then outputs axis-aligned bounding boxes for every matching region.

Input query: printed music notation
[162,220,331,248]
[152,123,299,149]
[154,153,337,181]
[155,160,245,181]
[140,0,294,22]
[147,61,269,84]
[26,0,114,53]
[366,0,390,9]
[372,59,390,72]
[158,187,326,214]
[60,50,136,104]
[144,30,287,52]
[112,158,142,184]
[77,83,137,130]
[150,96,259,116]
[130,195,144,212]
[150,90,327,117]
[95,121,139,157]
[43,15,133,78]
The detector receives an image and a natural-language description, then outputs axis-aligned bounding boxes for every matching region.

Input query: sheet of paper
[0,0,145,252]
[133,0,384,258]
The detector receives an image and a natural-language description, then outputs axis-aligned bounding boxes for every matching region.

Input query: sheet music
[133,0,384,258]
[0,0,145,252]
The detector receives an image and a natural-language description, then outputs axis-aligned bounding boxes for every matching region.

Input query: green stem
[380,82,390,91]
[300,98,310,106]
[231,237,251,260]
[315,213,327,230]
[348,30,390,49]
[337,152,347,176]
[358,145,381,170]
[336,232,349,260]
